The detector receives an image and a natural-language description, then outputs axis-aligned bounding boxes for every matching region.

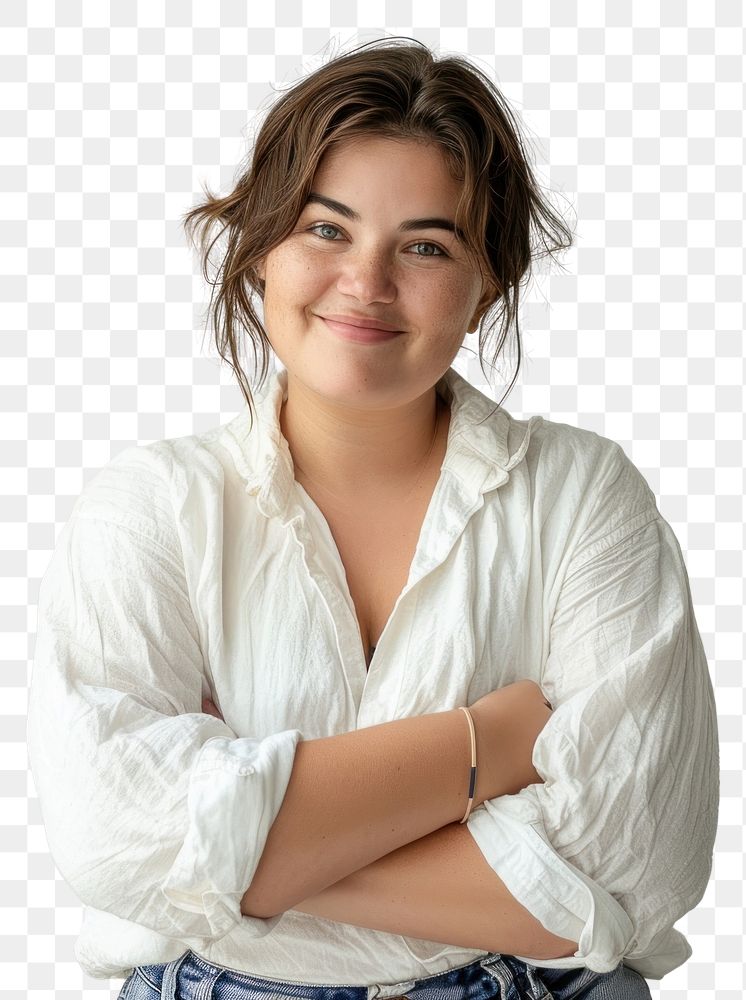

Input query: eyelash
[306,222,449,258]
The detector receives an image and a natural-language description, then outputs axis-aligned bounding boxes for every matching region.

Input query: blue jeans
[117,949,652,999]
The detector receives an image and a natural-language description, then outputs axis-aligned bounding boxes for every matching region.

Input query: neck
[279,375,449,502]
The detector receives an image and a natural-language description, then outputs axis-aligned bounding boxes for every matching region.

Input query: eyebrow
[304,192,465,241]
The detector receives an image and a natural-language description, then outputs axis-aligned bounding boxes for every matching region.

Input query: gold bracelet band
[458,706,477,824]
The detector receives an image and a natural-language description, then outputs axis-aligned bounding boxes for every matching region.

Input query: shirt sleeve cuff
[161,727,303,940]
[466,799,635,974]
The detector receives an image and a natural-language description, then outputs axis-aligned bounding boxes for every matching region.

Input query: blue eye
[309,223,342,240]
[410,242,446,257]
[308,222,448,257]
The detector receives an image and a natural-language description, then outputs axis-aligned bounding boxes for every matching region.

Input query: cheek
[266,250,330,305]
[424,273,481,325]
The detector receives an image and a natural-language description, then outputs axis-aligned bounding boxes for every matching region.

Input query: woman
[27,37,718,1000]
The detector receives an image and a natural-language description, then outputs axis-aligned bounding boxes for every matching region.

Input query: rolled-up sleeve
[27,445,303,946]
[467,441,719,979]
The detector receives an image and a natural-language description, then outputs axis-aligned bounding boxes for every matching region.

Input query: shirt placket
[286,470,496,729]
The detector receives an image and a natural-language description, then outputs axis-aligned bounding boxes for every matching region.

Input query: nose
[334,245,397,304]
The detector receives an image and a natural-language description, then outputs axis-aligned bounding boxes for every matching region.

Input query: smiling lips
[319,314,403,344]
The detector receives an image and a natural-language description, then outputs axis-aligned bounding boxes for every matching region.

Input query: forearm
[242,707,482,917]
[201,687,546,924]
[290,820,579,961]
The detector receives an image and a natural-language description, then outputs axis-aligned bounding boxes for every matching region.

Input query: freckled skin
[256,136,493,406]
[254,135,496,491]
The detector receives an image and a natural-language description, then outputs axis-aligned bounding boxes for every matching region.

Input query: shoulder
[72,422,231,541]
[520,415,659,554]
[525,414,626,475]
[525,415,654,500]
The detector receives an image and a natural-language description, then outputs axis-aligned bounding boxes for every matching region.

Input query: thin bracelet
[458,706,477,824]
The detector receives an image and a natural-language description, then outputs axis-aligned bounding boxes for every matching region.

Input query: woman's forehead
[311,137,460,193]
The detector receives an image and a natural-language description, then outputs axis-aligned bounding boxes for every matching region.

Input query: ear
[467,278,500,332]
[254,258,266,297]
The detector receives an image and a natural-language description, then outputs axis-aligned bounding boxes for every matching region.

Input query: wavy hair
[182,36,575,427]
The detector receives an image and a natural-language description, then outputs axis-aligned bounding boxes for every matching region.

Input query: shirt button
[239,766,255,775]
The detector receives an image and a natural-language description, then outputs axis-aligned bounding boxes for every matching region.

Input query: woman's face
[257,135,493,411]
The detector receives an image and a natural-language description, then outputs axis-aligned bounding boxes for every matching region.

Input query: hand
[467,680,554,802]
[202,695,224,721]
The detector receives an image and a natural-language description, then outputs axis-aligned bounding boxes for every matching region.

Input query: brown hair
[182,36,574,428]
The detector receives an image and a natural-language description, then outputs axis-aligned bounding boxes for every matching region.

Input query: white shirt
[27,364,719,985]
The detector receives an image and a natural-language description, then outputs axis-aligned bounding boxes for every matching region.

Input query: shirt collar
[219,365,541,519]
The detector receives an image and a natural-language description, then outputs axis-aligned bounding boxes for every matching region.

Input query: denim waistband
[134,949,551,1000]
[128,949,651,1000]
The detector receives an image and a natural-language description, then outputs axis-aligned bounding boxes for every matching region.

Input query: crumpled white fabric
[27,364,718,983]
